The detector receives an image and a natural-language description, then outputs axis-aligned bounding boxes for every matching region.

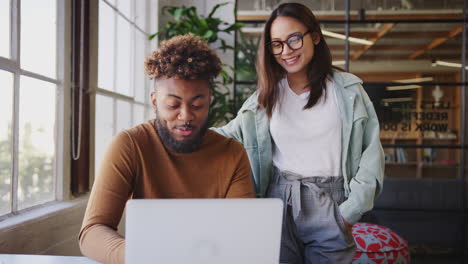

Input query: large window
[345,20,464,179]
[94,0,156,175]
[0,0,64,216]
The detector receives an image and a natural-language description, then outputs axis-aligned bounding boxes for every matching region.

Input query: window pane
[236,27,260,82]
[21,0,57,78]
[148,0,158,35]
[94,94,114,176]
[116,99,131,132]
[378,85,461,180]
[349,0,464,11]
[118,0,132,20]
[0,70,13,215]
[0,0,10,58]
[98,1,115,91]
[133,104,145,126]
[322,23,346,69]
[116,16,132,96]
[134,31,146,103]
[135,0,146,31]
[349,22,464,180]
[18,76,56,210]
[349,23,462,73]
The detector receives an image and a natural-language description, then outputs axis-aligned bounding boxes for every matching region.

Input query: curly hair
[145,33,222,81]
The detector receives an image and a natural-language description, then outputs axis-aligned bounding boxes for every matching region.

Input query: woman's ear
[311,32,321,45]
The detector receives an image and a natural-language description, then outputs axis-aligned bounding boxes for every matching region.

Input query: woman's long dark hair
[257,3,333,117]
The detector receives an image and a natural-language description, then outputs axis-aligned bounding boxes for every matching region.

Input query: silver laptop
[125,198,283,264]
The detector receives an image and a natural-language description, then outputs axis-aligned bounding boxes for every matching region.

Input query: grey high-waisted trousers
[267,168,356,264]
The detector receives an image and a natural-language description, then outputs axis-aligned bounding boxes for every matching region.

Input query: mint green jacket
[212,71,384,224]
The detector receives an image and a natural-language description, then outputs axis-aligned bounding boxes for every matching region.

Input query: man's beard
[154,114,209,154]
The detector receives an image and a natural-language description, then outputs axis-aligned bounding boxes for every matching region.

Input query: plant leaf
[208,2,230,18]
[162,6,176,16]
[199,18,209,30]
[148,31,160,40]
[174,8,184,21]
[223,22,244,33]
[203,30,214,40]
[186,7,200,26]
[182,21,193,31]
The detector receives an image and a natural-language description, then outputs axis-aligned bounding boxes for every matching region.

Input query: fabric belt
[274,168,344,220]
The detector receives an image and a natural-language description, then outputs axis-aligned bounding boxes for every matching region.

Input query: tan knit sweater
[79,120,254,264]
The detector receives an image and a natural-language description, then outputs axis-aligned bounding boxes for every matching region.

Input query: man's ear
[209,87,213,104]
[150,79,158,112]
[150,91,157,112]
[311,32,320,45]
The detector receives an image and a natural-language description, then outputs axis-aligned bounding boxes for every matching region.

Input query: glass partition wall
[236,0,466,261]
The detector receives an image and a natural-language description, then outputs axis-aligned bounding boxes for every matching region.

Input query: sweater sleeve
[79,131,137,264]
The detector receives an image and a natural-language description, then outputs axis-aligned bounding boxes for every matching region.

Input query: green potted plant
[233,30,260,112]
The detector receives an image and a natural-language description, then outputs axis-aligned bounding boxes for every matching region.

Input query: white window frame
[92,0,157,181]
[0,0,68,219]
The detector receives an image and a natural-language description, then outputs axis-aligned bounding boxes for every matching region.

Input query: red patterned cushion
[351,223,410,264]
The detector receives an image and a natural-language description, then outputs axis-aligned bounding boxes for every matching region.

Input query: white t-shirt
[270,77,342,177]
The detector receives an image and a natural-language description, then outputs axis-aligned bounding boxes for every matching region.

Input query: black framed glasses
[268,31,310,55]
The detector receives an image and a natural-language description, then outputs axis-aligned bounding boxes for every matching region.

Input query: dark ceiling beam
[351,23,396,60]
[329,44,464,51]
[408,25,465,59]
[332,54,466,60]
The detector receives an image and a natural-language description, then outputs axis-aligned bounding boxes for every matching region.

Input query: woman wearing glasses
[213,3,384,263]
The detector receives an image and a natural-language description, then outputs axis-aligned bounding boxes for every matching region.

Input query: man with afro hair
[79,34,255,264]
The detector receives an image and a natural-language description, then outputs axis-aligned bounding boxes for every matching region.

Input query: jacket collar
[240,91,260,112]
[332,71,362,89]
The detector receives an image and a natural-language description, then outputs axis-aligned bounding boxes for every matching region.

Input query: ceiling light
[332,60,345,66]
[382,97,413,103]
[393,77,433,83]
[386,84,422,91]
[322,30,374,45]
[432,60,468,70]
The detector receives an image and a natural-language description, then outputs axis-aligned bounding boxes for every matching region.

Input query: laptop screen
[125,198,283,264]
